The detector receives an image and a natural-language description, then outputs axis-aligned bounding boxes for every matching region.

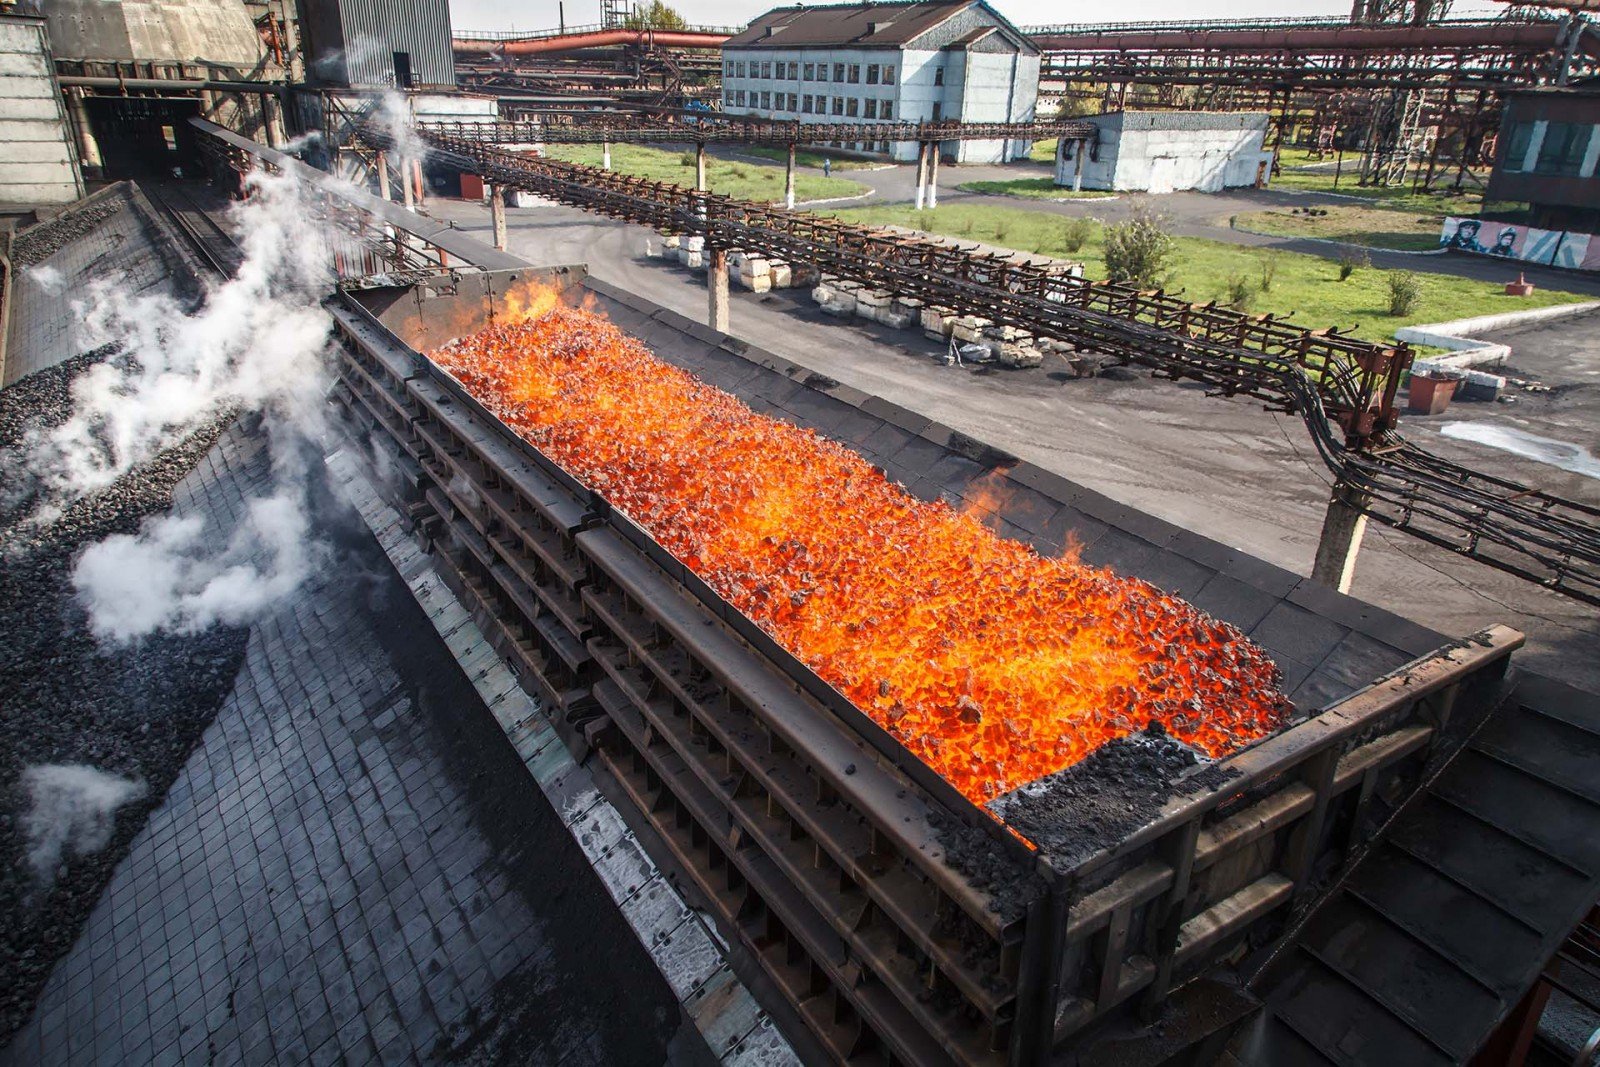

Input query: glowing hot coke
[431,290,1290,804]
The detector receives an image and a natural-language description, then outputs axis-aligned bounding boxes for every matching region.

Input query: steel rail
[345,121,1600,605]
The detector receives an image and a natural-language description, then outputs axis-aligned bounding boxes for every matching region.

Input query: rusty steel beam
[421,116,1100,147]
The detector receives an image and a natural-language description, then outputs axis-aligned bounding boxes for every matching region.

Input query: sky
[446,0,1508,33]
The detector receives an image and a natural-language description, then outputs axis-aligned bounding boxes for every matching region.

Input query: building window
[832,96,844,116]
[847,97,859,117]
[789,92,798,110]
[738,61,746,78]
[1536,122,1591,176]
[883,65,895,85]
[865,98,877,119]
[932,101,942,120]
[761,91,771,109]
[867,64,879,84]
[834,62,845,81]
[804,62,815,80]
[802,94,813,113]
[934,66,944,86]
[791,61,800,78]
[882,101,892,120]
[848,64,860,83]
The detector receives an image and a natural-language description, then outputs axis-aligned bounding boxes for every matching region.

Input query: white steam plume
[372,90,429,198]
[27,166,343,642]
[22,764,148,886]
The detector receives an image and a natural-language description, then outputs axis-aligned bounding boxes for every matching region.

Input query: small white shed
[1056,111,1274,194]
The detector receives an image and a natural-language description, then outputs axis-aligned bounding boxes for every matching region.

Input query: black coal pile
[10,191,127,269]
[988,723,1237,870]
[0,353,249,1043]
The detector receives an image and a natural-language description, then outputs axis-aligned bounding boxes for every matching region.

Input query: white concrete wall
[0,17,82,206]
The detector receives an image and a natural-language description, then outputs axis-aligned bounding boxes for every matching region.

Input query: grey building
[1055,111,1274,194]
[297,0,456,89]
[0,15,83,206]
[720,1,1040,164]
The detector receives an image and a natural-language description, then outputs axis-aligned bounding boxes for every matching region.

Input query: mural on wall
[1441,217,1600,272]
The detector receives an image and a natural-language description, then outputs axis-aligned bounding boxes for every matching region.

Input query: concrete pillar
[376,150,391,201]
[708,247,729,333]
[402,159,416,210]
[1073,139,1086,193]
[602,140,612,170]
[1311,482,1370,595]
[695,142,707,192]
[490,184,507,250]
[913,142,928,211]
[784,143,796,209]
[927,145,940,209]
[412,159,426,207]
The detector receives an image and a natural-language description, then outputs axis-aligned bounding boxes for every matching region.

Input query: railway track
[143,181,244,278]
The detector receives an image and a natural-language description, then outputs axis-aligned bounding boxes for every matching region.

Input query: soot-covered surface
[987,724,1237,869]
[3,419,690,1065]
[0,352,249,1044]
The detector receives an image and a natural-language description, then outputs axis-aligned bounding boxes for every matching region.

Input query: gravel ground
[0,353,249,1042]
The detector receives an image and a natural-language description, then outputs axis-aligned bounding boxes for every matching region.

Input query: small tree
[1102,205,1174,288]
[1386,270,1423,316]
[1059,217,1093,254]
[625,1,687,30]
[1257,252,1280,293]
[1224,272,1255,310]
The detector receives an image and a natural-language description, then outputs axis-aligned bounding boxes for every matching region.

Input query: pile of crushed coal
[0,352,248,1042]
[987,722,1238,869]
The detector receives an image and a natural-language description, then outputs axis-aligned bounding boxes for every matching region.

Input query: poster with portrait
[1440,216,1598,272]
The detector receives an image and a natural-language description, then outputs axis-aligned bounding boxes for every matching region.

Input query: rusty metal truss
[337,119,1600,604]
[418,116,1100,146]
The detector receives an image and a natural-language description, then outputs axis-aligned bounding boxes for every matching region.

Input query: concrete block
[662,234,681,250]
[769,262,792,288]
[921,305,956,339]
[984,324,1031,344]
[854,289,892,324]
[680,250,704,270]
[684,235,706,252]
[745,274,773,294]
[811,283,836,305]
[951,316,993,344]
[879,307,916,330]
[740,257,770,279]
[993,342,1043,369]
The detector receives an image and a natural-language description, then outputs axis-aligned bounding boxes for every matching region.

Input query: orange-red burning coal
[431,288,1290,804]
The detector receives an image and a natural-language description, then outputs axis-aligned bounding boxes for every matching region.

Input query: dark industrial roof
[724,1,1013,50]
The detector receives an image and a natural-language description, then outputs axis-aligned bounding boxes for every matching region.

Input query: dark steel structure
[1486,86,1600,231]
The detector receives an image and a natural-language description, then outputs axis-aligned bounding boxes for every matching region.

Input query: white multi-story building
[720,1,1040,164]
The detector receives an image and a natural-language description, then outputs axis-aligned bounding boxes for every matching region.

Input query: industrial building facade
[1055,111,1275,194]
[1486,88,1600,233]
[720,0,1040,163]
[298,0,457,89]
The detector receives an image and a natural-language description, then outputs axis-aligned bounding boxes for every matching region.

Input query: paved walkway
[3,423,692,1066]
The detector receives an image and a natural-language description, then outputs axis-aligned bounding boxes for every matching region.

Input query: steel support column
[784,143,796,209]
[695,142,707,192]
[602,139,611,170]
[928,145,941,209]
[376,150,391,202]
[1311,481,1371,594]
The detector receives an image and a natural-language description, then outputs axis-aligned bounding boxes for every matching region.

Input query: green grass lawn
[956,177,1116,200]
[1028,139,1057,163]
[1232,204,1446,251]
[543,143,866,202]
[828,202,1590,343]
[743,146,876,170]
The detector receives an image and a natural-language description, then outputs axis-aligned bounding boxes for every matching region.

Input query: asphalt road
[424,195,1600,693]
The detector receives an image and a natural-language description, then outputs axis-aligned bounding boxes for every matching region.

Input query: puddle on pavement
[1438,421,1600,481]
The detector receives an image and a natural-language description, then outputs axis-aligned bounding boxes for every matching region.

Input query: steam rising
[22,764,148,885]
[30,167,340,642]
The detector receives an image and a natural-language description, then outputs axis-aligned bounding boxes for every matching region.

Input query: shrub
[1258,252,1280,293]
[992,220,1010,242]
[1337,248,1370,281]
[1386,270,1423,316]
[1224,273,1255,310]
[679,151,696,166]
[1102,205,1174,288]
[959,217,976,236]
[915,211,934,232]
[1059,217,1094,254]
